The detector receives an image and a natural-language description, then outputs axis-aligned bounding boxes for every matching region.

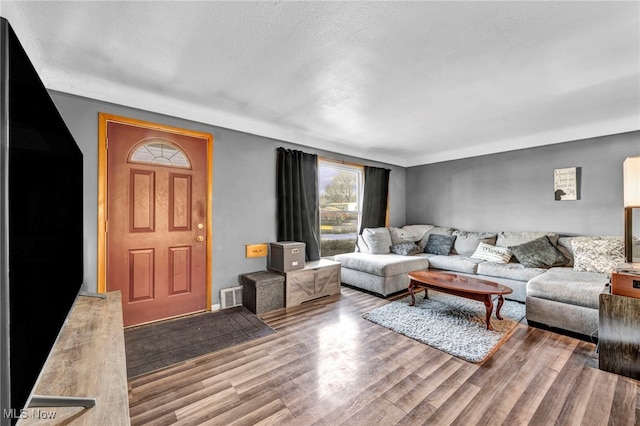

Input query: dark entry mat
[124,307,276,378]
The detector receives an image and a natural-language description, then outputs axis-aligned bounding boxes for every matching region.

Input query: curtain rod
[319,156,365,169]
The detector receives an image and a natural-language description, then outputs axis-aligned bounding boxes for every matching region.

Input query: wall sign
[554,167,580,201]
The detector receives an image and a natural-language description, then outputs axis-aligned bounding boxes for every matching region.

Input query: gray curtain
[276,148,320,261]
[359,166,390,233]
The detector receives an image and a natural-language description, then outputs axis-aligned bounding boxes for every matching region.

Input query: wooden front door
[104,116,211,327]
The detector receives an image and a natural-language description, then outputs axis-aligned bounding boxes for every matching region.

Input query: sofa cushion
[477,261,546,282]
[527,267,609,309]
[509,236,568,268]
[355,235,370,253]
[452,231,497,256]
[335,252,431,277]
[572,237,625,274]
[557,236,576,267]
[496,231,560,248]
[362,227,392,254]
[471,242,512,263]
[418,226,455,248]
[427,255,484,274]
[388,227,423,245]
[423,234,456,255]
[402,224,434,236]
[390,242,422,256]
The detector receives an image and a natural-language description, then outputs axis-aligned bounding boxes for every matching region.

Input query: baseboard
[212,304,221,311]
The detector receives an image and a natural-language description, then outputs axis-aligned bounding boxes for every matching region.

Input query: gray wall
[406,131,640,236]
[50,91,406,305]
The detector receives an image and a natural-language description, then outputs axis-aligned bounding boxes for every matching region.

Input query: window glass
[319,160,363,257]
[129,140,191,168]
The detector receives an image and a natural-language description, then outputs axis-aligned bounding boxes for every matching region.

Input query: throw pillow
[495,231,560,248]
[401,224,434,241]
[452,230,497,256]
[572,238,626,274]
[556,237,575,267]
[417,226,455,248]
[471,242,512,263]
[509,236,568,268]
[388,227,422,245]
[423,234,456,255]
[390,242,422,256]
[362,227,392,254]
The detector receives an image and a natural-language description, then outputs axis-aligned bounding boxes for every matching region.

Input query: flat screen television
[0,18,84,425]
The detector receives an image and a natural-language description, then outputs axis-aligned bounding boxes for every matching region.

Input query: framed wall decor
[554,167,580,201]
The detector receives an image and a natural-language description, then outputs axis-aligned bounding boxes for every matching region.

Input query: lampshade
[624,156,640,208]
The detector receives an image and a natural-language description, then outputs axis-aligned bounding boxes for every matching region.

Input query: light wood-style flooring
[128,287,639,425]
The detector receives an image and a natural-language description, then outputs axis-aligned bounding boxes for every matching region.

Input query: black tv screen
[1,18,84,424]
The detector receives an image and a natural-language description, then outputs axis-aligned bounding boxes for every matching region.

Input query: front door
[105,116,211,327]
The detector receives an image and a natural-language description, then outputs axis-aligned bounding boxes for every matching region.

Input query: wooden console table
[22,291,130,425]
[598,292,640,380]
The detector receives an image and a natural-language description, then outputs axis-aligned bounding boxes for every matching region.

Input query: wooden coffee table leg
[496,295,505,320]
[408,280,417,306]
[483,295,494,331]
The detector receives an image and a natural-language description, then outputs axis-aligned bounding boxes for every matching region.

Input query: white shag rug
[363,292,526,363]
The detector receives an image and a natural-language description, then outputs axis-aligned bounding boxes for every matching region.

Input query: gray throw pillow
[509,236,568,268]
[423,234,456,255]
[390,242,422,256]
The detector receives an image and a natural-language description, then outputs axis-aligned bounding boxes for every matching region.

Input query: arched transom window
[129,139,191,168]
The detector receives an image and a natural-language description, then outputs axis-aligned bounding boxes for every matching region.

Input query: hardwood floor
[128,287,639,425]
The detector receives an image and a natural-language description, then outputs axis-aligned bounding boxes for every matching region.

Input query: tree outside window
[318,160,362,257]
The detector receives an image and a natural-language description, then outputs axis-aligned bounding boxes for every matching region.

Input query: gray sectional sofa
[335,224,626,337]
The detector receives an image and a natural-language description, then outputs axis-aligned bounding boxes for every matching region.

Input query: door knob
[196,235,204,242]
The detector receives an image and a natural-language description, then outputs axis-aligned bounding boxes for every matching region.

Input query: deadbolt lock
[197,223,204,229]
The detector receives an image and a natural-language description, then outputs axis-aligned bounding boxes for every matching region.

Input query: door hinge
[105,137,108,149]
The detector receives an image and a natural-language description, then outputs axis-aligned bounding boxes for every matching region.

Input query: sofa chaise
[335,225,626,337]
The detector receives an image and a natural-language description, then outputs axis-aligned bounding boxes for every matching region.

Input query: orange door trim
[97,113,213,325]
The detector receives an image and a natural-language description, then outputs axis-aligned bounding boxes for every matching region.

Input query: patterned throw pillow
[390,242,422,256]
[572,238,626,274]
[509,236,568,268]
[471,242,512,263]
[423,234,456,255]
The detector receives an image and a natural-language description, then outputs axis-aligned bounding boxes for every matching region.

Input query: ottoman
[241,270,285,314]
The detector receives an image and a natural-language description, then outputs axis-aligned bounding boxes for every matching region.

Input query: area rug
[124,306,275,378]
[363,292,526,363]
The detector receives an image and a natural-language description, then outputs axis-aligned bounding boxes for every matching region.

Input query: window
[129,139,191,168]
[318,159,363,257]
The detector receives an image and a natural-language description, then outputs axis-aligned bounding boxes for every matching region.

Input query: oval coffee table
[407,270,513,331]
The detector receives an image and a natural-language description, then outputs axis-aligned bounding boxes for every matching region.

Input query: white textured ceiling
[1,1,638,167]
